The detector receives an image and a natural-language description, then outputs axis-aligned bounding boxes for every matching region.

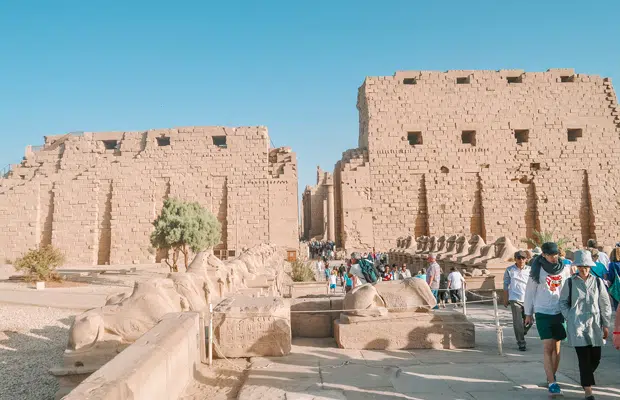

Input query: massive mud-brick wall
[337,69,620,252]
[0,127,298,265]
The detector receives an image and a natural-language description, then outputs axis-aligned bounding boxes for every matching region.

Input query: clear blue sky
[1,0,618,198]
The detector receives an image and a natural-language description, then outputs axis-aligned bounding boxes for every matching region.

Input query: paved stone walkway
[238,305,620,400]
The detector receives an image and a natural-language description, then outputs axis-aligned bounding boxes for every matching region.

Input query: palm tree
[521,230,569,251]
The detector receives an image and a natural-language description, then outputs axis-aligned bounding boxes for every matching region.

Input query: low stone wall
[288,281,328,298]
[63,312,200,400]
[290,296,343,338]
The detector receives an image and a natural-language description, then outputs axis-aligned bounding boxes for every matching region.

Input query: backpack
[358,259,379,284]
[567,275,602,307]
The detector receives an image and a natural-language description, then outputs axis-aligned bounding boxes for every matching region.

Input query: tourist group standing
[507,240,618,399]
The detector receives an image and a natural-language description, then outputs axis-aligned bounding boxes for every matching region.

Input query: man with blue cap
[524,242,573,397]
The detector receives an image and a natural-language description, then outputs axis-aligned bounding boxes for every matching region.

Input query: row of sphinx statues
[51,244,291,397]
[388,234,520,278]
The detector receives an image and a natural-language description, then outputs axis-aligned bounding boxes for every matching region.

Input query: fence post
[199,312,207,364]
[461,286,467,316]
[492,291,503,355]
[208,303,214,366]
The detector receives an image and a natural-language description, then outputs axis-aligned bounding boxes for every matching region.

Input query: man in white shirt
[447,267,464,305]
[503,250,531,351]
[399,264,412,279]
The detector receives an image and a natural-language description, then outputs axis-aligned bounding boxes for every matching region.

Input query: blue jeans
[431,289,439,309]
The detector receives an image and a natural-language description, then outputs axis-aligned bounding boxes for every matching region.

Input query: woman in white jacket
[559,250,612,400]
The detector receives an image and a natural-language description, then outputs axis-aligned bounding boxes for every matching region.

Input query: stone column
[326,182,335,242]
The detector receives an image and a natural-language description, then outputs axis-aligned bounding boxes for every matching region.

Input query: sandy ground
[0,304,79,400]
[181,359,250,400]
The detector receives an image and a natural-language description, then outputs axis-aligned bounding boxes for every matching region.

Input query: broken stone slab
[213,295,291,358]
[334,310,475,350]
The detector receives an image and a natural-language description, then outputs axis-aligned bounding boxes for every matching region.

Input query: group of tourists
[309,240,336,259]
[503,240,620,399]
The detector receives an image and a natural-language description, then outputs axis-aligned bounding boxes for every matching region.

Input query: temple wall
[0,126,298,264]
[336,69,620,251]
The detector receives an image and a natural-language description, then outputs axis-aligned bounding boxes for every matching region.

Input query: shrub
[151,198,222,272]
[14,245,65,282]
[290,260,316,282]
[521,230,569,251]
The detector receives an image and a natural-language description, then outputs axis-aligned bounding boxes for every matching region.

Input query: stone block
[213,295,291,357]
[334,310,474,350]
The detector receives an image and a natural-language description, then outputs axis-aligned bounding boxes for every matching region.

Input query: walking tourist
[438,270,449,308]
[524,242,572,397]
[329,267,338,294]
[447,266,465,306]
[415,268,427,282]
[559,250,612,400]
[614,303,620,350]
[426,253,441,309]
[338,263,347,286]
[590,250,608,281]
[588,239,610,269]
[316,258,324,280]
[344,272,353,293]
[608,248,620,311]
[399,264,412,279]
[503,250,532,351]
[324,259,331,281]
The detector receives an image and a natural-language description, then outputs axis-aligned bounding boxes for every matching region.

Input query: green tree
[14,245,65,282]
[521,230,569,251]
[150,198,222,272]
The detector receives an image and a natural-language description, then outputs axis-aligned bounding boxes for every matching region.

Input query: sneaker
[585,396,595,400]
[548,382,562,397]
[518,345,526,351]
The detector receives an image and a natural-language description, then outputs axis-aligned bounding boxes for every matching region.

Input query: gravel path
[0,305,79,400]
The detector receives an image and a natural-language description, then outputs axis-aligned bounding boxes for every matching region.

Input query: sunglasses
[515,256,526,260]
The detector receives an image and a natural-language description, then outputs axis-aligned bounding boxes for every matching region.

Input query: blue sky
[1,0,618,198]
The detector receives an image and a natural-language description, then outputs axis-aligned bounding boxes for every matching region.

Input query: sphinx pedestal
[334,310,475,350]
[213,295,291,358]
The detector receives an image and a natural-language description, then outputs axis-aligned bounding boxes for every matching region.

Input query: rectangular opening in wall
[561,75,575,83]
[102,140,118,150]
[403,78,417,85]
[157,136,170,146]
[507,76,522,83]
[228,250,236,258]
[514,129,529,144]
[456,77,470,84]
[530,163,541,171]
[212,136,227,148]
[567,128,582,142]
[461,130,476,146]
[407,131,423,146]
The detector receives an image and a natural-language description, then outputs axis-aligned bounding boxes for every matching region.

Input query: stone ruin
[303,69,620,255]
[0,126,299,265]
[335,278,475,350]
[50,244,292,398]
[389,234,521,290]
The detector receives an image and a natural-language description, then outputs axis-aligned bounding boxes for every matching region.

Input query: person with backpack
[559,250,612,400]
[607,248,620,311]
[524,242,572,397]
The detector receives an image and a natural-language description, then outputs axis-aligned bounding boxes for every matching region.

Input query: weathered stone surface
[334,310,475,350]
[213,295,291,357]
[0,127,299,265]
[60,312,200,400]
[290,296,342,338]
[304,70,620,252]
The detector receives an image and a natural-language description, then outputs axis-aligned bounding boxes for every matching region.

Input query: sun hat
[532,247,542,255]
[572,249,596,267]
